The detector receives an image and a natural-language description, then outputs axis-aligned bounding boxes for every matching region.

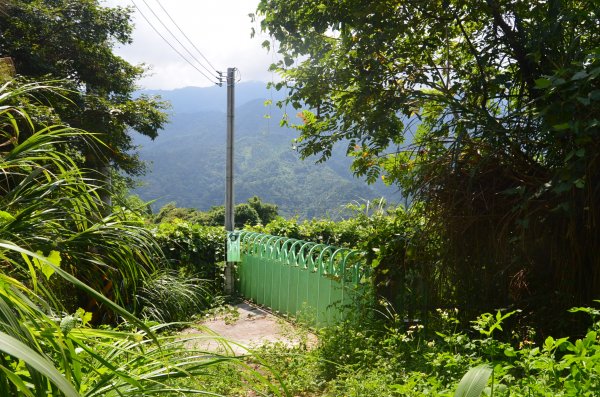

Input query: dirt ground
[180,302,316,355]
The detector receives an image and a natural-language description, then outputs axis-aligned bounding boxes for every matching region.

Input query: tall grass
[137,269,215,324]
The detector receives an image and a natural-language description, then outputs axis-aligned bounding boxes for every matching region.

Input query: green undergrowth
[247,302,600,397]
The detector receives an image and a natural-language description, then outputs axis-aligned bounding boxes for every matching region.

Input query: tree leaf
[454,364,493,397]
[76,308,93,326]
[552,123,570,131]
[534,78,552,88]
[32,250,61,280]
[0,211,15,224]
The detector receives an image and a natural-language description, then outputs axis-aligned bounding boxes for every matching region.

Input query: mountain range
[132,82,399,218]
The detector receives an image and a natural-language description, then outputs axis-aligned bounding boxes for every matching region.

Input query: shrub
[151,219,225,283]
[136,269,214,324]
[257,302,600,396]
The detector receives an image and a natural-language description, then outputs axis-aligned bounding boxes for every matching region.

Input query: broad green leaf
[534,78,551,88]
[0,211,15,224]
[544,336,555,351]
[553,78,566,85]
[553,123,571,131]
[76,308,93,326]
[32,250,61,280]
[504,347,517,357]
[577,96,591,106]
[60,315,77,335]
[454,364,493,397]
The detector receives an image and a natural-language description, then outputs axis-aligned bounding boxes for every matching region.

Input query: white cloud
[103,0,275,89]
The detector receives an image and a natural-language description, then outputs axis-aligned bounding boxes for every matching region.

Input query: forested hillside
[133,84,397,218]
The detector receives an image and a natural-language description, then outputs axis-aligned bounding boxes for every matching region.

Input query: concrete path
[181,302,316,355]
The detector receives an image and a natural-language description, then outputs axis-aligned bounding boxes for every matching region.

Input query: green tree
[247,195,279,224]
[156,197,279,227]
[256,0,600,329]
[154,202,200,224]
[200,204,261,228]
[0,0,168,179]
[234,203,261,227]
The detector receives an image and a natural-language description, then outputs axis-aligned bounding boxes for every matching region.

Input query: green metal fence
[235,231,371,327]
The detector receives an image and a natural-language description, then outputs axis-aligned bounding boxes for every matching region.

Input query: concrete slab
[181,302,316,355]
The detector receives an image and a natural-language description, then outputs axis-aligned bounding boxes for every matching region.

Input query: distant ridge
[133,82,398,218]
[140,81,284,113]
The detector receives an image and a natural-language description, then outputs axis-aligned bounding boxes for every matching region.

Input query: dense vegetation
[0,1,277,395]
[150,201,600,396]
[251,304,600,396]
[0,81,257,395]
[0,0,598,396]
[0,0,169,186]
[154,196,279,227]
[256,0,600,334]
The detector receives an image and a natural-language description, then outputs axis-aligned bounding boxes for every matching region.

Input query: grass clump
[136,269,215,324]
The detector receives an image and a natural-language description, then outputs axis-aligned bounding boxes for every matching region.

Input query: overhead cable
[130,0,219,85]
[154,0,219,74]
[140,0,219,79]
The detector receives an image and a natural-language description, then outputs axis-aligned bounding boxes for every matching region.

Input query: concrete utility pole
[224,67,236,295]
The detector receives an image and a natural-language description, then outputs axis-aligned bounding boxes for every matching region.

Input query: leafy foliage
[256,0,600,332]
[198,203,260,228]
[256,303,600,396]
[0,0,169,176]
[248,195,279,224]
[151,218,226,284]
[0,80,215,395]
[0,81,163,316]
[155,196,278,227]
[136,269,215,324]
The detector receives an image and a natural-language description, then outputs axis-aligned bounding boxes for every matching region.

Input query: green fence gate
[235,231,371,327]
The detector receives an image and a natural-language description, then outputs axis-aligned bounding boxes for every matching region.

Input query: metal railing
[236,231,370,327]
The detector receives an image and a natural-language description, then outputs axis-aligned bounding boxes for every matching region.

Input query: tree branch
[486,0,537,93]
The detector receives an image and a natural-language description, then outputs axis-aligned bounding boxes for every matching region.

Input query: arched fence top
[238,230,369,283]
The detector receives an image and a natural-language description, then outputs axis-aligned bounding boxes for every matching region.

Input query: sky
[103,0,275,90]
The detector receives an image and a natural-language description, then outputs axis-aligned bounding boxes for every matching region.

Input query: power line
[153,0,219,74]
[140,0,219,79]
[129,0,219,85]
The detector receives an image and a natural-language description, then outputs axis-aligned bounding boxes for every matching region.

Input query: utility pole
[224,67,236,295]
